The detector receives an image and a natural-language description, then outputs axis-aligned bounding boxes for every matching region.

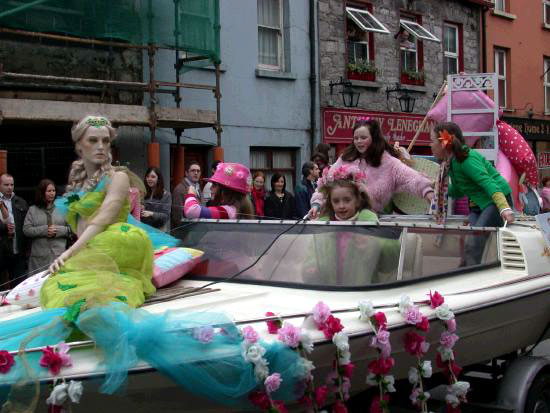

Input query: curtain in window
[258,0,280,66]
[250,150,269,169]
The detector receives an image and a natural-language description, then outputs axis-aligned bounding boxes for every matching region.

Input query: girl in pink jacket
[309,119,434,216]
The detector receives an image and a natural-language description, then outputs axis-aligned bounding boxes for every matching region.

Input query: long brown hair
[433,122,470,162]
[320,179,371,219]
[212,184,254,219]
[341,119,400,167]
[144,167,165,199]
[35,179,56,208]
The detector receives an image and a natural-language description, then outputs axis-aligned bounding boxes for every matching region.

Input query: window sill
[197,64,227,72]
[501,108,515,113]
[543,23,550,31]
[400,84,427,93]
[491,10,517,20]
[350,79,381,89]
[255,69,297,80]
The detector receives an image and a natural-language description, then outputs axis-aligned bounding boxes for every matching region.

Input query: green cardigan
[319,209,379,222]
[448,149,511,210]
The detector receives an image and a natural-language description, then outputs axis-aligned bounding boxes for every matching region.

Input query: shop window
[544,57,550,114]
[545,0,550,26]
[494,48,508,108]
[345,5,389,82]
[257,0,285,71]
[250,148,296,193]
[443,23,463,77]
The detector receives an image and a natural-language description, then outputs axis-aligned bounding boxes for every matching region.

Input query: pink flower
[0,350,14,374]
[265,311,282,334]
[312,301,331,325]
[272,400,288,413]
[277,322,301,348]
[446,318,457,333]
[404,331,429,357]
[341,362,355,379]
[370,394,390,413]
[40,347,63,375]
[265,373,282,394]
[428,290,445,308]
[376,329,390,345]
[368,357,394,375]
[405,306,423,325]
[380,342,392,358]
[416,316,430,332]
[242,326,259,344]
[374,312,387,329]
[315,385,329,407]
[321,315,343,339]
[332,399,348,413]
[248,390,270,410]
[193,326,214,343]
[440,331,459,349]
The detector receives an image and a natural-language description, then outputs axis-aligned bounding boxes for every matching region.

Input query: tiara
[317,165,368,193]
[85,117,109,128]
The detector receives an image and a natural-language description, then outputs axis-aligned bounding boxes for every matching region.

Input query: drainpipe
[481,6,488,73]
[309,0,317,158]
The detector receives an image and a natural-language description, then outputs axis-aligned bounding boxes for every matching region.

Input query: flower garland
[399,295,432,412]
[430,292,470,411]
[0,350,15,374]
[40,342,72,376]
[359,300,395,413]
[46,379,83,413]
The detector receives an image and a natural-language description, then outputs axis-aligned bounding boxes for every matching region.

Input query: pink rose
[428,290,445,308]
[264,373,282,394]
[312,301,331,325]
[248,390,270,410]
[341,362,354,379]
[40,347,63,375]
[194,326,214,343]
[380,342,392,358]
[404,331,429,357]
[333,399,348,413]
[272,400,288,413]
[242,326,259,344]
[368,357,394,375]
[315,385,329,407]
[370,394,390,413]
[0,350,14,374]
[321,315,343,339]
[440,331,459,349]
[376,329,390,345]
[416,316,430,332]
[265,311,282,334]
[405,306,423,325]
[277,322,301,348]
[373,312,387,329]
[446,318,457,333]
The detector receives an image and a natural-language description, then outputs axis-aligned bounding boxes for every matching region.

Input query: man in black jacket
[0,173,29,287]
[294,161,320,218]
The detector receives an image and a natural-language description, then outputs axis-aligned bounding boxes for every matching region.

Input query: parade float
[0,74,547,413]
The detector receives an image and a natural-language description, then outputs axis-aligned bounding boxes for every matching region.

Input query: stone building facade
[318,0,490,155]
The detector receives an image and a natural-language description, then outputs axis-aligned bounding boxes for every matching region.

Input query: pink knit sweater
[311,152,434,213]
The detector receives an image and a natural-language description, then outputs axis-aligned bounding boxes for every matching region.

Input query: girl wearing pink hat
[184,162,253,219]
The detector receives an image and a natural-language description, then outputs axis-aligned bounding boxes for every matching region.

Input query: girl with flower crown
[309,119,434,217]
[302,166,400,285]
[430,122,514,265]
[185,162,253,219]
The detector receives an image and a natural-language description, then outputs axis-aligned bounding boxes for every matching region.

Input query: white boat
[0,216,549,412]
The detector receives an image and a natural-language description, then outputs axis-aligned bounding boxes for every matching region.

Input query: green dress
[40,177,155,309]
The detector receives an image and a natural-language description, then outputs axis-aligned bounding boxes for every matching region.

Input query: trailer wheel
[525,373,550,413]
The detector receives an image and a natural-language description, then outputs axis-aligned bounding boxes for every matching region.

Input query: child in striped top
[184,162,253,219]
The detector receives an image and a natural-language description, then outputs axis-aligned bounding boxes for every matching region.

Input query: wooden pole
[407,80,447,153]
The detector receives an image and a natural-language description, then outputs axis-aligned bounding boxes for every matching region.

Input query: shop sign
[538,152,550,169]
[322,108,435,146]
[502,117,550,141]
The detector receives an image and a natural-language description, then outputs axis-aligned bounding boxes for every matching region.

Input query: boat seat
[401,233,423,279]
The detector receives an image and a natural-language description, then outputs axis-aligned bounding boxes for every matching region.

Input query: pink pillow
[497,121,538,187]
[152,247,204,288]
[496,150,520,211]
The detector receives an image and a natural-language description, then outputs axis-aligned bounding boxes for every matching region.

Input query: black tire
[525,373,550,413]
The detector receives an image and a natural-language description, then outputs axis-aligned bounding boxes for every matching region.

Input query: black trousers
[1,253,28,289]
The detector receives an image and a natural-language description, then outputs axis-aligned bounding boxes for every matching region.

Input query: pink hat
[207,162,251,194]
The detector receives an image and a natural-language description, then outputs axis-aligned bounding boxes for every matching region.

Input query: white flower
[332,332,349,352]
[358,300,375,320]
[339,349,351,365]
[254,360,269,381]
[399,295,413,314]
[421,361,432,378]
[299,358,315,379]
[243,343,266,364]
[366,372,377,386]
[437,345,454,362]
[423,391,431,401]
[300,331,314,354]
[384,375,396,392]
[445,393,459,407]
[46,382,68,406]
[435,304,455,321]
[408,367,419,384]
[451,381,470,397]
[67,380,83,403]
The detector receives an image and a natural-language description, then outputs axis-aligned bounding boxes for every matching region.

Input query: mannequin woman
[41,115,169,309]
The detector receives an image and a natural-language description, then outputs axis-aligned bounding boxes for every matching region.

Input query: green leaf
[57,282,77,291]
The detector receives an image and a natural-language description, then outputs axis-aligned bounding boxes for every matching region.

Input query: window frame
[250,147,296,192]
[544,0,550,26]
[257,0,285,71]
[494,48,508,109]
[345,6,390,34]
[494,0,506,11]
[399,13,425,85]
[399,19,441,43]
[544,57,550,115]
[443,22,463,77]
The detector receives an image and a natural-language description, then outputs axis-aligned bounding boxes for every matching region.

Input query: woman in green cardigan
[430,122,514,265]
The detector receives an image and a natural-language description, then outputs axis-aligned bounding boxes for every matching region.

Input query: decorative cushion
[5,270,49,309]
[497,120,538,187]
[153,247,204,288]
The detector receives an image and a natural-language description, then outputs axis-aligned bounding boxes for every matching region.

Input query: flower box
[347,70,376,82]
[400,72,425,86]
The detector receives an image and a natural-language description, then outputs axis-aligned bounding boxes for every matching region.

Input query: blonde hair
[66,115,117,193]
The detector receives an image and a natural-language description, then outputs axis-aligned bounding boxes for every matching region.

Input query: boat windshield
[176,220,499,289]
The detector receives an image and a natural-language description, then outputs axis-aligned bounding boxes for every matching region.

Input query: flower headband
[85,117,109,128]
[317,164,368,194]
[438,130,454,148]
